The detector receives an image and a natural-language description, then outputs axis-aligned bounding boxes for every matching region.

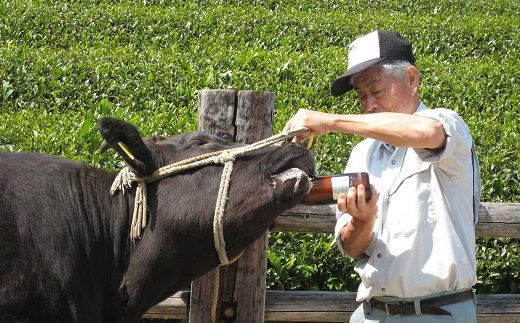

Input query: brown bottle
[301,172,372,205]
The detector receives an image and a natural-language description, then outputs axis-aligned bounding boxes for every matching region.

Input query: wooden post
[189,89,275,323]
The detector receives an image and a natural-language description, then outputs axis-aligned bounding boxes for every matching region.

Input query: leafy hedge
[1,0,519,298]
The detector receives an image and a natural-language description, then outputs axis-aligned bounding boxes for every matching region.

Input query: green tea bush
[1,0,518,297]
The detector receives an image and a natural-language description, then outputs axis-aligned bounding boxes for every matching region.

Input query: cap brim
[330,57,384,97]
[331,74,353,97]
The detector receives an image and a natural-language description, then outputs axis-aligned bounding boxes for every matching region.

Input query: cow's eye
[215,131,234,141]
[188,139,210,148]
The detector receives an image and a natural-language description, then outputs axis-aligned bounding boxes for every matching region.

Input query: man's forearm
[340,218,375,258]
[329,113,446,149]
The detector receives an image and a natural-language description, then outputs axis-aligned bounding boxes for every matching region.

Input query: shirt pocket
[391,213,419,237]
[390,168,436,238]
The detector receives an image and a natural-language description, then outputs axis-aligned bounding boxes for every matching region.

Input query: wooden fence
[143,89,520,322]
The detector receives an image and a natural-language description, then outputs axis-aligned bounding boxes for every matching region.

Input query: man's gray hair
[376,59,414,80]
[350,59,414,87]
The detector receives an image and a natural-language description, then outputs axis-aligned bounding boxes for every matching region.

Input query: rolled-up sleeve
[413,108,473,168]
[415,107,481,225]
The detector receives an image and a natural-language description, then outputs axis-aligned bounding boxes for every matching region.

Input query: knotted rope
[110,126,308,322]
[110,126,308,251]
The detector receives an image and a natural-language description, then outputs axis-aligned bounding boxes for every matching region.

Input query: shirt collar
[414,102,427,114]
[371,140,393,157]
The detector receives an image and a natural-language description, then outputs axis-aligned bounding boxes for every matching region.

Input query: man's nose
[364,97,378,113]
[366,106,377,113]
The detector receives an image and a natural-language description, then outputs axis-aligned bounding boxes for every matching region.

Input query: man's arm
[284,109,447,150]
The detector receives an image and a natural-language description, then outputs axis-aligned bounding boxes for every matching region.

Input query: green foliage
[1,0,519,295]
[476,238,520,293]
[268,233,360,292]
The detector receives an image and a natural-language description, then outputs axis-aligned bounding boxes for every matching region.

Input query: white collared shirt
[334,103,481,301]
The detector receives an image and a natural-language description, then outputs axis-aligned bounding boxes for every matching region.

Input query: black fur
[0,118,315,323]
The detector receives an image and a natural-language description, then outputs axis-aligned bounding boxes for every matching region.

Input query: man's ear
[97,118,158,176]
[406,65,420,87]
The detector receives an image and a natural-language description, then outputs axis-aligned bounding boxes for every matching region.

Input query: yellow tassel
[306,134,315,149]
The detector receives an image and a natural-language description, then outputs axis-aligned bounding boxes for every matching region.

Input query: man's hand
[338,184,377,224]
[283,109,334,143]
[338,184,378,258]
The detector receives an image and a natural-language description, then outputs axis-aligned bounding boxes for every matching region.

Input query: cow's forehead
[151,131,240,148]
[166,131,238,147]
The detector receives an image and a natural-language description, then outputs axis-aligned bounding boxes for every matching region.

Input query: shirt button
[381,287,386,292]
[391,160,396,165]
[377,253,382,258]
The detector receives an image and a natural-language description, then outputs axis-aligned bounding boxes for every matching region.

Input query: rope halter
[110,126,308,264]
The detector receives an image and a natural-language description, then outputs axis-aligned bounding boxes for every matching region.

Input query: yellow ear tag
[117,142,136,160]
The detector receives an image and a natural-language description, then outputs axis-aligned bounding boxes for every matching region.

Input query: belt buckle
[384,301,406,315]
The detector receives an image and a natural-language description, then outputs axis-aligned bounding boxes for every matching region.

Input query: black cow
[0,118,315,323]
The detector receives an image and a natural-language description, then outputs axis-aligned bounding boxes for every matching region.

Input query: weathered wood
[230,234,268,322]
[235,90,275,144]
[190,89,237,322]
[264,290,356,322]
[272,204,336,233]
[271,202,520,238]
[197,89,236,137]
[476,293,520,323]
[218,90,274,323]
[477,317,520,323]
[144,291,189,319]
[146,291,520,322]
[190,89,275,323]
[475,203,520,238]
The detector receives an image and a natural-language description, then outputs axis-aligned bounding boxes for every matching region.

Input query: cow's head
[98,118,315,299]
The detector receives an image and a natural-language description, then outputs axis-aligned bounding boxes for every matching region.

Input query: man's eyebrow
[353,76,381,90]
[364,76,381,86]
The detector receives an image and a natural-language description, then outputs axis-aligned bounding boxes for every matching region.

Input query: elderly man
[284,30,481,322]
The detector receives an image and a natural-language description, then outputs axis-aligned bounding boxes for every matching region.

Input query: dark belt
[368,289,474,316]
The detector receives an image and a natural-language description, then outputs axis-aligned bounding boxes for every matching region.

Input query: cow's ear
[97,118,158,176]
[99,135,168,154]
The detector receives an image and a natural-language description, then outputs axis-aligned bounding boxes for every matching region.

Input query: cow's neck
[103,182,181,322]
[81,173,139,321]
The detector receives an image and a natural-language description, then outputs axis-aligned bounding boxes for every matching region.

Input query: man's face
[352,66,417,114]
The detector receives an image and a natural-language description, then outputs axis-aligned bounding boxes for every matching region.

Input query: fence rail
[272,202,520,238]
[144,201,520,322]
[146,290,520,322]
